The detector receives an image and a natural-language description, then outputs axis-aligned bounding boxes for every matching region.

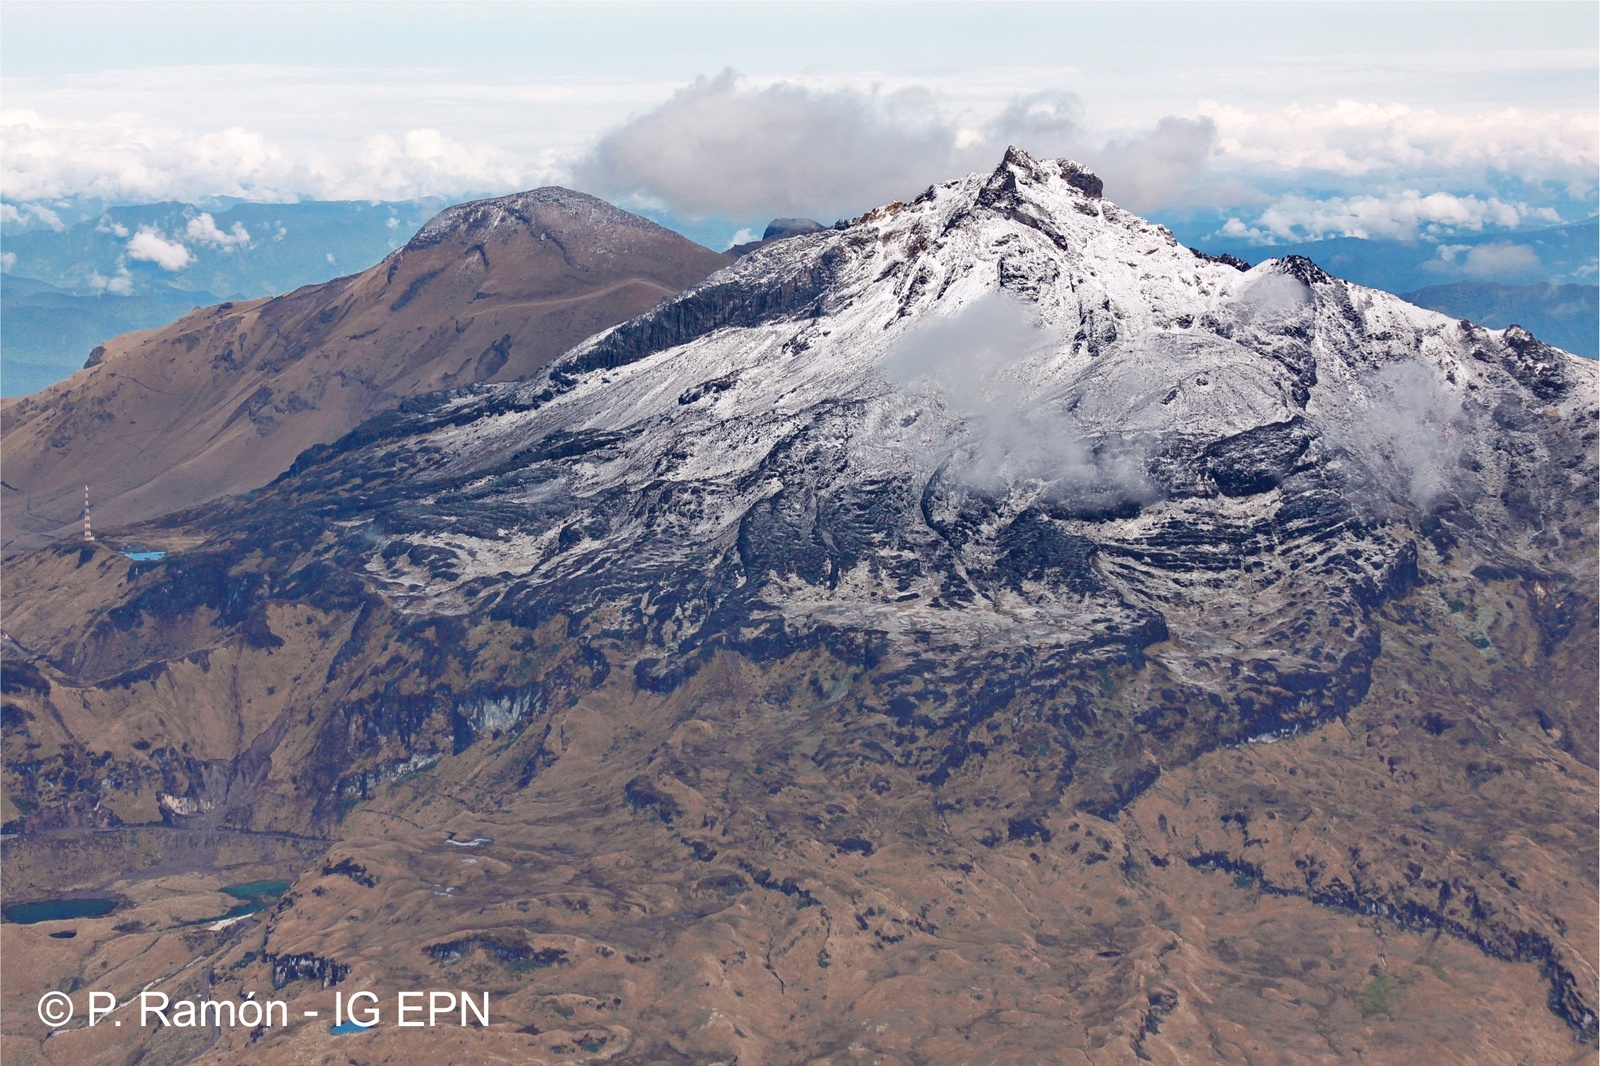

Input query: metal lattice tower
[83,485,94,542]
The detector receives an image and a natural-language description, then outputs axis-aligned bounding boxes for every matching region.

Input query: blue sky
[2,2,1595,249]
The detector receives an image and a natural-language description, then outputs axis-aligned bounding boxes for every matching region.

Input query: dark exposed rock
[267,951,349,989]
[425,935,567,969]
[1499,324,1570,401]
[321,858,376,888]
[1057,160,1103,198]
[763,218,825,241]
[1273,255,1334,286]
[1189,248,1251,272]
[567,247,845,374]
[1203,419,1316,497]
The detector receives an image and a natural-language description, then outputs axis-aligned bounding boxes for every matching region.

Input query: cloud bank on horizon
[0,5,1594,250]
[572,76,1218,222]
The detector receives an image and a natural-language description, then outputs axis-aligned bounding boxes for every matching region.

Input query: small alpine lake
[3,897,118,924]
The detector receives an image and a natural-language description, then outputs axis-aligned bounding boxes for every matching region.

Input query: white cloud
[574,70,960,220]
[1460,242,1543,278]
[325,252,335,263]
[1199,99,1598,185]
[96,215,130,237]
[125,227,193,270]
[385,216,399,228]
[0,110,303,202]
[884,292,1154,498]
[986,91,1084,155]
[1336,362,1471,509]
[0,108,527,204]
[725,227,758,248]
[185,212,250,249]
[356,128,525,200]
[0,251,15,271]
[1093,116,1216,215]
[1221,190,1560,242]
[0,57,1592,229]
[0,200,65,230]
[983,93,1216,214]
[88,265,134,294]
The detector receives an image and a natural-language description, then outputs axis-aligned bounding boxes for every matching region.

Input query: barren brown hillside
[0,189,728,552]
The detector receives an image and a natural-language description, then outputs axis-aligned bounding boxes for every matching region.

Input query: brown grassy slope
[0,190,728,552]
[0,534,1593,1064]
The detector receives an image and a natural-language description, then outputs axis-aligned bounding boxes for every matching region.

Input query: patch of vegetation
[1353,972,1417,1020]
[694,872,750,897]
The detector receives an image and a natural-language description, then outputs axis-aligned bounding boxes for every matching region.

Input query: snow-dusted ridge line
[410,146,1590,502]
[408,185,682,250]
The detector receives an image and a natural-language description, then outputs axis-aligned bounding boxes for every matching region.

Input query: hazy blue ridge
[1,198,456,299]
[0,197,460,397]
[1401,282,1598,360]
[0,275,221,396]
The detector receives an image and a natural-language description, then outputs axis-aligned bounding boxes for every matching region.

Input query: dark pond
[3,898,117,924]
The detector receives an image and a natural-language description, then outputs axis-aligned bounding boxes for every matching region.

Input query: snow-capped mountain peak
[273,148,1592,741]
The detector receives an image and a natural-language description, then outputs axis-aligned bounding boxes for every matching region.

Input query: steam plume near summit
[881,292,1154,506]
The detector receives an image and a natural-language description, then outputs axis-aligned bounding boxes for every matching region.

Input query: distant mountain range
[1401,282,1597,360]
[1,275,217,395]
[2,198,454,297]
[1175,218,1599,293]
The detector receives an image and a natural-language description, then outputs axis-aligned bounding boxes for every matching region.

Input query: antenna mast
[83,485,95,542]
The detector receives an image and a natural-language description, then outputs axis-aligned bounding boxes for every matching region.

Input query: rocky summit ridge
[2,149,1595,1064]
